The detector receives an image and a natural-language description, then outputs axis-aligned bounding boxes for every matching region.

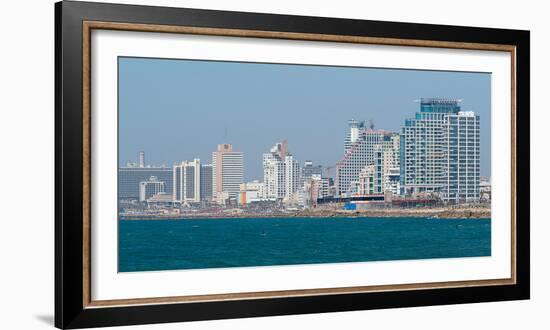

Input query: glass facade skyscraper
[400,98,480,202]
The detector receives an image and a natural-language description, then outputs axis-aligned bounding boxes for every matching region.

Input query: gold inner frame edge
[81,20,517,308]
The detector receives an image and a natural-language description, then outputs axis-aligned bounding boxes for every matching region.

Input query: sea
[118,217,491,272]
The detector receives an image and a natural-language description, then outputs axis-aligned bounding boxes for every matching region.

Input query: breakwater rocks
[120,207,490,220]
[322,208,490,219]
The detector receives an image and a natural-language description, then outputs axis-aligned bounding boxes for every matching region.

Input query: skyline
[119,57,491,180]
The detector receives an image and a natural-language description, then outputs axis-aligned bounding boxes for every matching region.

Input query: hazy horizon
[119,57,491,181]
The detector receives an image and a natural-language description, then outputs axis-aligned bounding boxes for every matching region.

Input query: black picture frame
[55,0,530,328]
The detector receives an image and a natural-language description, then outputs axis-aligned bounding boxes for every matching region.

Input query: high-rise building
[139,151,145,168]
[139,176,165,202]
[284,154,300,200]
[344,119,364,152]
[173,159,201,204]
[441,110,481,201]
[119,166,172,200]
[355,145,386,196]
[400,98,480,202]
[263,140,300,201]
[376,133,401,195]
[263,143,285,199]
[212,144,244,203]
[200,164,213,202]
[335,120,392,196]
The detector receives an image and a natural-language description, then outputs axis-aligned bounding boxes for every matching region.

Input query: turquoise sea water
[118,217,491,272]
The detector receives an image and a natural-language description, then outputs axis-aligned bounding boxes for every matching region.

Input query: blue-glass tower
[400,98,480,202]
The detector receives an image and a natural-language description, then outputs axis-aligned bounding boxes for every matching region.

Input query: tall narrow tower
[173,159,201,204]
[263,140,299,201]
[212,144,244,203]
[139,151,145,168]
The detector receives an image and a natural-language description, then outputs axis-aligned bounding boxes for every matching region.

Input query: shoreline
[119,207,491,221]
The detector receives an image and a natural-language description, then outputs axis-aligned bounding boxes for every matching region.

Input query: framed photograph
[55,1,530,328]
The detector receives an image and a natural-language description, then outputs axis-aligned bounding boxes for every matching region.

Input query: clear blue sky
[119,57,491,180]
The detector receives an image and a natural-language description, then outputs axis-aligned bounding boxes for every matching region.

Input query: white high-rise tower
[401,98,480,202]
[263,140,299,201]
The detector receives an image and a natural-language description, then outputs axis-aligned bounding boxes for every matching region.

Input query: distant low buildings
[239,180,269,205]
[480,177,491,202]
[119,153,173,200]
[146,192,175,207]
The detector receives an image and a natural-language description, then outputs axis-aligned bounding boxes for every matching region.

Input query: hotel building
[335,120,394,196]
[400,98,480,202]
[139,176,165,202]
[212,144,244,203]
[173,159,201,204]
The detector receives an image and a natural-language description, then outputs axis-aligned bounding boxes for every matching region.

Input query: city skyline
[119,57,491,181]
